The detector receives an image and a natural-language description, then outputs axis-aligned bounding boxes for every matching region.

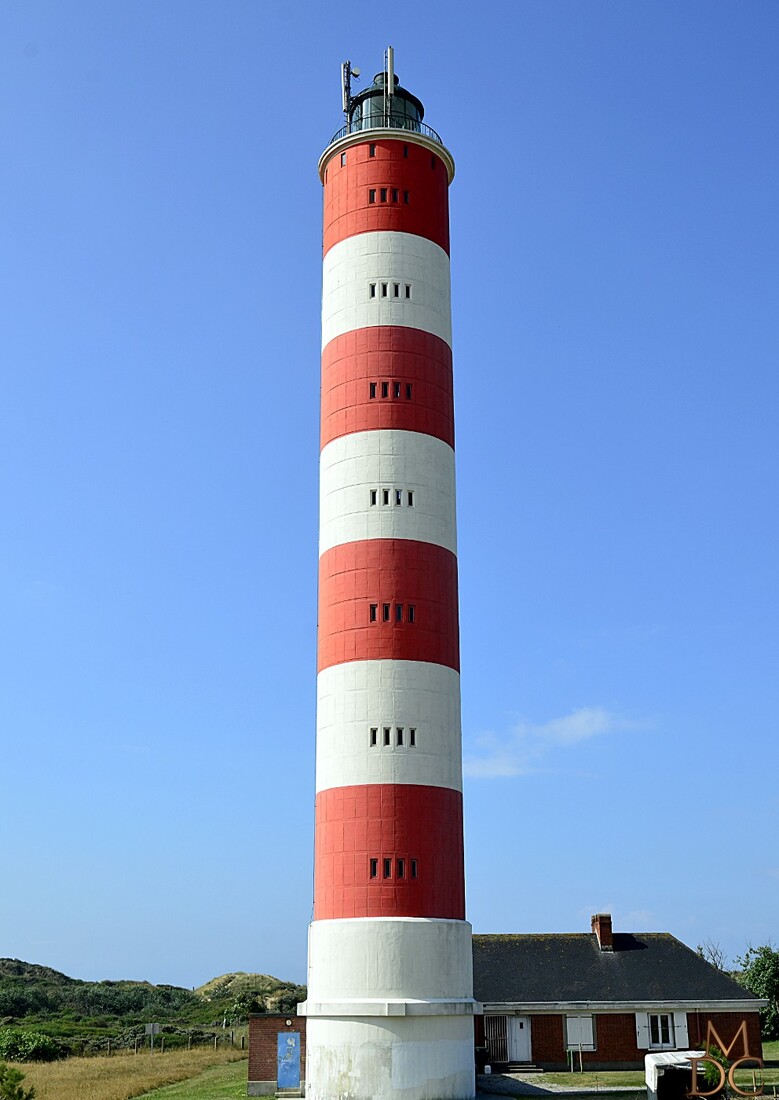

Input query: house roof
[473,933,759,1006]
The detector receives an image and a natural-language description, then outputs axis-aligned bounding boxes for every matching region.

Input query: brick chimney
[591,913,613,951]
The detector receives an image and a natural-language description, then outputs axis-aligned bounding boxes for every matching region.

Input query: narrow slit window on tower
[406,383,413,399]
[408,605,415,623]
[396,727,404,745]
[380,188,387,203]
[403,144,409,158]
[381,381,389,398]
[396,604,403,622]
[341,152,346,166]
[404,190,410,204]
[431,154,436,169]
[369,381,377,398]
[382,603,391,622]
[405,284,412,299]
[395,489,402,506]
[393,380,401,397]
[369,283,377,298]
[370,858,378,878]
[397,858,405,878]
[409,728,416,746]
[391,188,399,203]
[368,189,376,203]
[381,282,388,298]
[369,143,376,157]
[393,283,400,298]
[370,727,378,747]
[369,489,377,506]
[407,490,414,507]
[411,859,418,878]
[383,727,391,746]
[382,489,390,505]
[383,858,392,879]
[369,604,378,622]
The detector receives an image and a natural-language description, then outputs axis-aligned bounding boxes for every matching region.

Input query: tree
[736,944,779,1040]
[0,1063,35,1100]
[697,940,728,972]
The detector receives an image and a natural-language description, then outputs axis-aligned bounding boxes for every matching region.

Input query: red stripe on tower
[300,50,477,1100]
[317,540,460,672]
[314,784,465,920]
[323,139,450,255]
[321,328,454,449]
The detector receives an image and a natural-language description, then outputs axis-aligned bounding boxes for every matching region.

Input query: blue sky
[1,1,777,988]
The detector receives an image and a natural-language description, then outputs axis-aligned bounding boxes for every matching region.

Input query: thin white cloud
[463,706,644,779]
[621,908,656,928]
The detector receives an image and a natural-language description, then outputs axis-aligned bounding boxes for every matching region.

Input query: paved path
[476,1073,645,1097]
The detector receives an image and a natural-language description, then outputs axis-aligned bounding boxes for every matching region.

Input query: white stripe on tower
[319,429,457,555]
[322,231,452,349]
[300,54,477,1100]
[316,661,463,792]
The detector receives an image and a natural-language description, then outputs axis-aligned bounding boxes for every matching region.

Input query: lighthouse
[299,50,477,1100]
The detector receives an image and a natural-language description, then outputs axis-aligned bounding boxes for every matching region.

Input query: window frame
[648,1013,675,1050]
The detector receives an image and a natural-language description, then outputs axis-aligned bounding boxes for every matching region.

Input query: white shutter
[567,1015,595,1050]
[566,1016,581,1049]
[581,1015,595,1050]
[674,1011,689,1049]
[636,1013,651,1049]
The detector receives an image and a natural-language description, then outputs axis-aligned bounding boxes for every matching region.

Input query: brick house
[474,914,765,1071]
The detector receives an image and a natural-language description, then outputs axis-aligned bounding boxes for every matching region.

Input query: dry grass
[18,1048,246,1100]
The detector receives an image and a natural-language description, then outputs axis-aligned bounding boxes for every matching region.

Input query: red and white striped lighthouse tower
[299,50,476,1100]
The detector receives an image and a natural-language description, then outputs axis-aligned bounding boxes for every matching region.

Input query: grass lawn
[540,1060,779,1090]
[137,1059,251,1098]
[764,1039,779,1063]
[540,1070,645,1087]
[21,1049,246,1100]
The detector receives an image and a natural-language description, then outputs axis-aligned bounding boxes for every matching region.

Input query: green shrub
[702,1043,729,1089]
[0,1030,67,1063]
[0,1062,35,1099]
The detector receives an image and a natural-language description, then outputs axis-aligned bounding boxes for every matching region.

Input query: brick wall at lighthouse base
[248,1014,306,1097]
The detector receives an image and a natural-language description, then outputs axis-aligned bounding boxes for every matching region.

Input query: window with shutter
[648,1013,675,1049]
[566,1015,595,1051]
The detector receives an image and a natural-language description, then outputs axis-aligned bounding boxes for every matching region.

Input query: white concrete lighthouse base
[304,1014,476,1100]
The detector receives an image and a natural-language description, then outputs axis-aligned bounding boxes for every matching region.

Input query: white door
[507,1016,531,1062]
